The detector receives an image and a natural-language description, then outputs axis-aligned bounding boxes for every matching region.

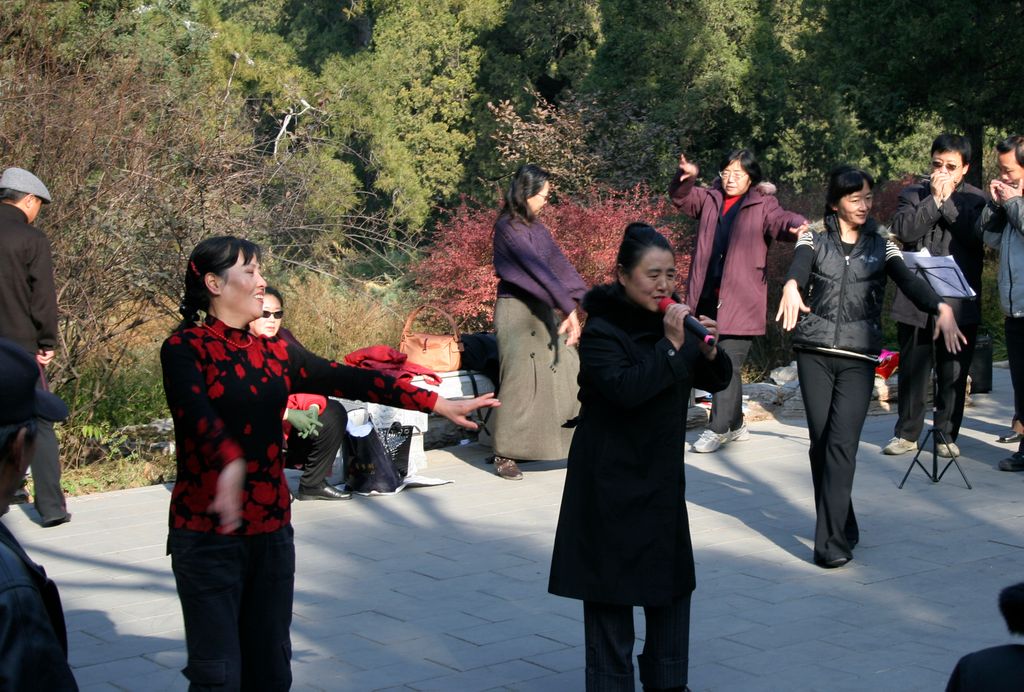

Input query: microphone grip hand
[657,297,717,348]
[683,314,717,348]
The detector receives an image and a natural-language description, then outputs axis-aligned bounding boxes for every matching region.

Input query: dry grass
[276,274,414,358]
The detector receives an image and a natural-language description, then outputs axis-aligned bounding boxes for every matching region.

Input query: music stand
[897,255,973,489]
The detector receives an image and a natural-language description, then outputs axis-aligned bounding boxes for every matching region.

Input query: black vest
[793,220,888,356]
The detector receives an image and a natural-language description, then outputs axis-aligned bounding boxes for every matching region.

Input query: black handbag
[343,417,418,494]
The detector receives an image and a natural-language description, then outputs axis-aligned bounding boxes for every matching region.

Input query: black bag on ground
[343,418,419,493]
[344,416,403,494]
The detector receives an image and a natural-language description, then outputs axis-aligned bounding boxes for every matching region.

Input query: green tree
[319,0,504,230]
[804,0,1024,185]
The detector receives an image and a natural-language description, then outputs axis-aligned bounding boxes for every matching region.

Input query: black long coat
[548,284,732,606]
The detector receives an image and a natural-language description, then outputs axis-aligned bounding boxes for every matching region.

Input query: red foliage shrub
[414,185,692,330]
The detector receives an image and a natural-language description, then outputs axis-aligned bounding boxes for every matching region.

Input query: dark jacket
[669,174,806,336]
[946,644,1024,692]
[890,181,986,327]
[548,284,732,606]
[791,218,941,357]
[792,219,887,356]
[0,523,77,690]
[493,215,586,316]
[0,204,59,355]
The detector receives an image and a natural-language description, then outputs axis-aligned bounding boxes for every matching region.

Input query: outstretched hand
[775,279,810,331]
[433,392,501,430]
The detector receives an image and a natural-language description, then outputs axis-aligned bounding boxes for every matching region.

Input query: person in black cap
[0,166,69,527]
[0,337,77,690]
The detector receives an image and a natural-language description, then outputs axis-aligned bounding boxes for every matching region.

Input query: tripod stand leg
[933,429,972,489]
[899,429,937,488]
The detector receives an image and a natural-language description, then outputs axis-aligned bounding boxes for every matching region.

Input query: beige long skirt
[492,296,580,461]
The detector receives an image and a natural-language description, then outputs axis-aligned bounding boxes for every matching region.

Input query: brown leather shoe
[493,456,523,480]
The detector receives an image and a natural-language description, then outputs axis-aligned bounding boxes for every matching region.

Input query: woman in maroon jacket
[161,236,498,690]
[669,149,808,453]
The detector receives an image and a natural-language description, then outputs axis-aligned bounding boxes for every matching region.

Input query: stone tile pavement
[8,365,1024,691]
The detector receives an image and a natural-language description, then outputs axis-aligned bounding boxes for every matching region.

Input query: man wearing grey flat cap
[0,338,77,690]
[0,166,70,527]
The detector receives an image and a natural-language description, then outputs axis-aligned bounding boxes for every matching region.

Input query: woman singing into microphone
[549,223,732,691]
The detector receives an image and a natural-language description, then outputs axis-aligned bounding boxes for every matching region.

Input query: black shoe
[815,555,851,569]
[41,513,71,528]
[997,430,1023,444]
[493,456,523,480]
[998,452,1024,472]
[296,484,352,501]
[9,488,29,505]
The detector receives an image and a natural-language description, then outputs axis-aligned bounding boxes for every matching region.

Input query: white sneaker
[882,437,917,455]
[936,442,960,458]
[693,429,728,453]
[729,424,750,442]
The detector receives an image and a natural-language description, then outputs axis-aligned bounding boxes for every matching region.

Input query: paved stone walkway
[8,366,1024,691]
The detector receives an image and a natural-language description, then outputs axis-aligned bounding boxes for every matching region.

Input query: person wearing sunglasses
[250,286,350,500]
[881,134,987,459]
[669,149,808,455]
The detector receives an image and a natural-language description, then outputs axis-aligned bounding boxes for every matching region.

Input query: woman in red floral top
[161,236,498,690]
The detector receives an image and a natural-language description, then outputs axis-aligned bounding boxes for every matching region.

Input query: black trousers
[893,321,978,443]
[707,337,753,434]
[169,525,295,692]
[583,595,691,692]
[797,351,875,564]
[1007,317,1024,454]
[32,415,67,523]
[286,400,347,490]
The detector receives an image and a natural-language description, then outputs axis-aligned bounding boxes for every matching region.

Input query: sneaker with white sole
[882,437,917,455]
[729,424,750,442]
[936,441,960,458]
[692,428,728,453]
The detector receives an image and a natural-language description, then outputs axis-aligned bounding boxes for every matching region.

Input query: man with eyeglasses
[0,167,70,527]
[882,134,987,458]
[980,135,1024,472]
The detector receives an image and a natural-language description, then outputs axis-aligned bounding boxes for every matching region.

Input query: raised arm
[667,153,713,218]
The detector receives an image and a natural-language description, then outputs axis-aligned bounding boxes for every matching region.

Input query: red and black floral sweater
[160,317,438,535]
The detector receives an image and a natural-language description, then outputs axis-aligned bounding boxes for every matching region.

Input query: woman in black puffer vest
[776,166,965,569]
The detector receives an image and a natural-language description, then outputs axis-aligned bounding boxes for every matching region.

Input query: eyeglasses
[931,161,960,172]
[720,170,748,181]
[262,310,283,319]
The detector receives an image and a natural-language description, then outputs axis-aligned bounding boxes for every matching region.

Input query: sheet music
[902,250,977,299]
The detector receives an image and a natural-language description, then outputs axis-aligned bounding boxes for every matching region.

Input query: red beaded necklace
[202,321,254,349]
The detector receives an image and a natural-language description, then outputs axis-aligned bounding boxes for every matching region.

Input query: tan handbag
[398,305,464,372]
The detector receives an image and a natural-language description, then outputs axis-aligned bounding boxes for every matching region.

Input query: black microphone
[657,297,717,347]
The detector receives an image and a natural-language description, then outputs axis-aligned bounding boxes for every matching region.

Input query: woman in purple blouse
[490,164,587,480]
